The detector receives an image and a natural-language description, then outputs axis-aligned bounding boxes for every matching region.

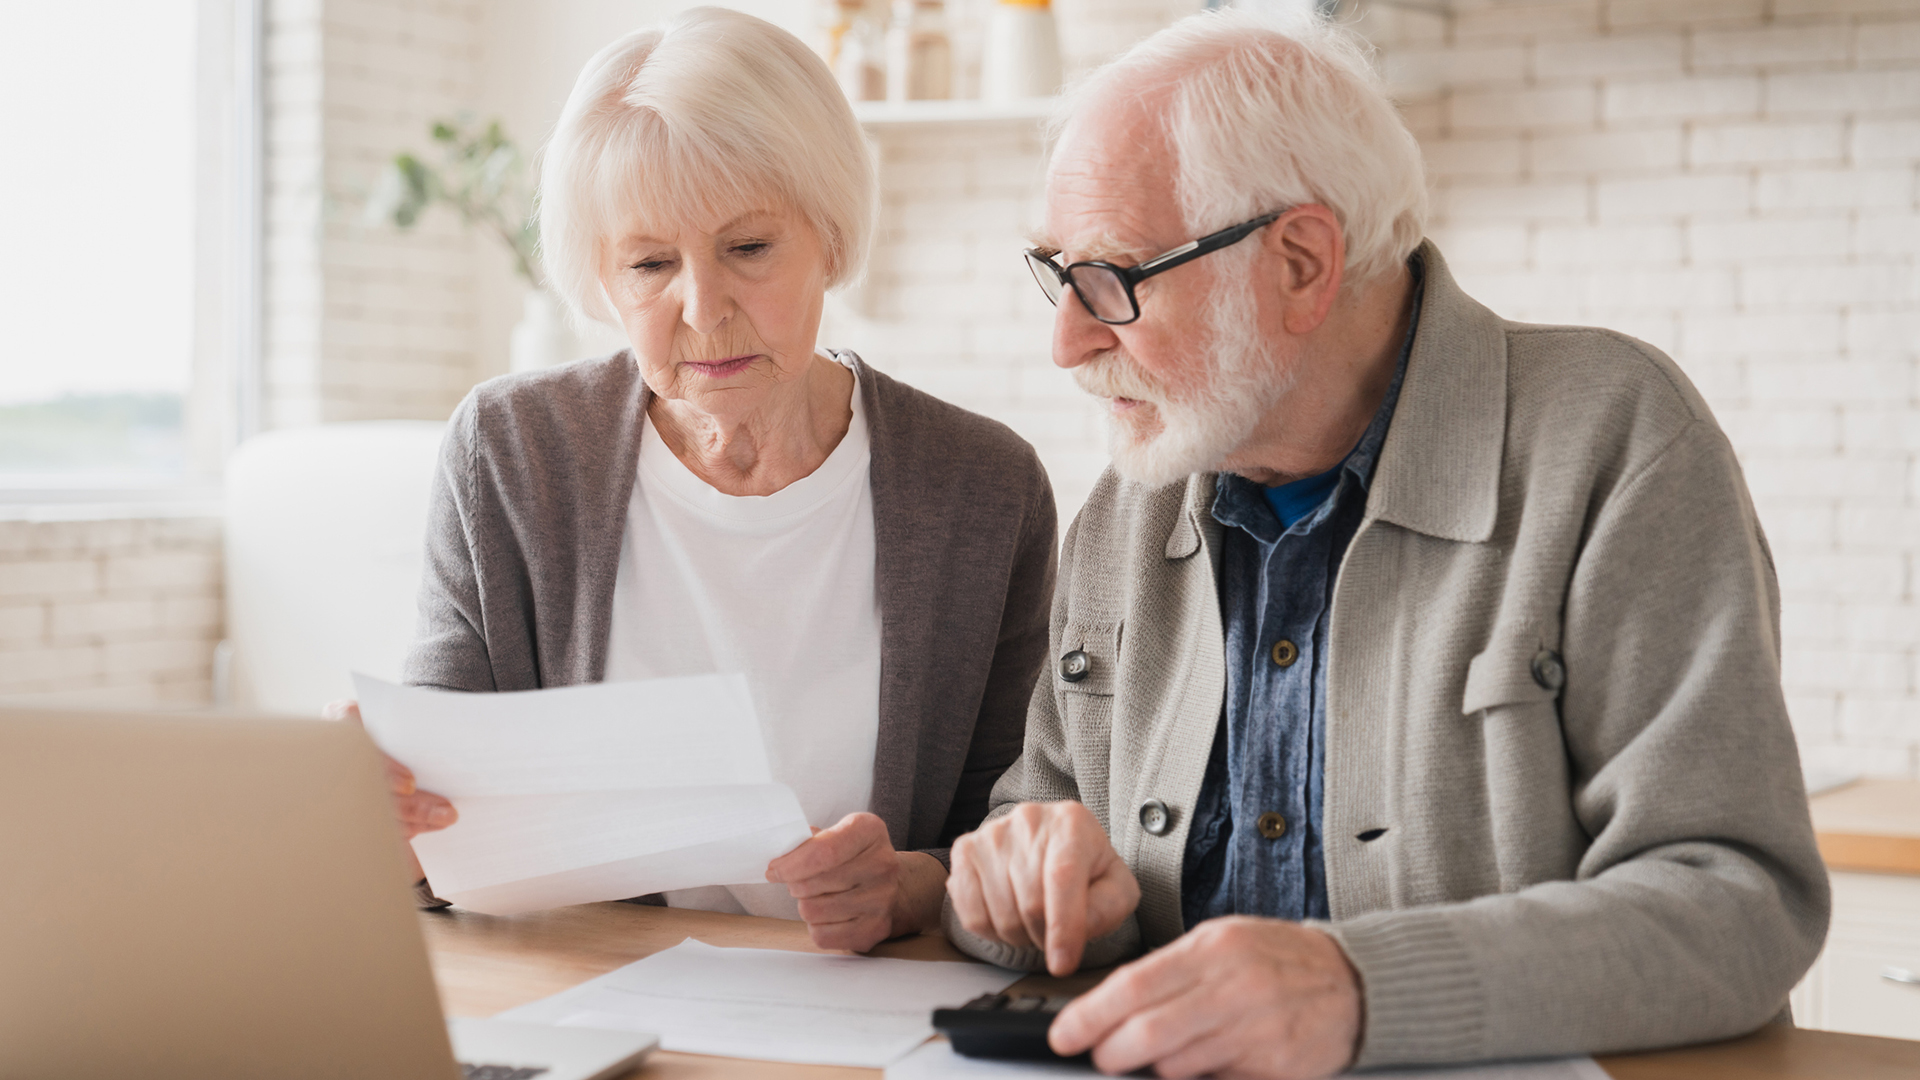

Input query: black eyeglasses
[1024,210,1285,325]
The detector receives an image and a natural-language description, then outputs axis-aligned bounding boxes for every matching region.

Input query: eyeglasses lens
[1068,266,1134,323]
[1025,252,1067,307]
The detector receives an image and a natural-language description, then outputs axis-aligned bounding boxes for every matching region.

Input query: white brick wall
[262,0,484,427]
[823,1,1206,524]
[822,120,1114,523]
[1365,0,1920,777]
[0,518,223,707]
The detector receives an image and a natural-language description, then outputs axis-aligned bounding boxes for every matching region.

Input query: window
[0,1,199,488]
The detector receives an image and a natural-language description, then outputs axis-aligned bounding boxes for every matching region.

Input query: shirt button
[1531,649,1565,692]
[1060,649,1091,683]
[1257,811,1288,839]
[1270,639,1299,668]
[1139,799,1171,836]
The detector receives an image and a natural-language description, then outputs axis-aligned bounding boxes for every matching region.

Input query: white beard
[1075,260,1295,488]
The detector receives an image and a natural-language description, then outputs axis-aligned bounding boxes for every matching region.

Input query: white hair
[539,7,876,327]
[1056,8,1427,287]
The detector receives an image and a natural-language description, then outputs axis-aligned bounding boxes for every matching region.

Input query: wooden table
[1812,778,1920,876]
[422,902,1920,1079]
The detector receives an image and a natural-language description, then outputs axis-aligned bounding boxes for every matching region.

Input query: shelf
[852,97,1057,129]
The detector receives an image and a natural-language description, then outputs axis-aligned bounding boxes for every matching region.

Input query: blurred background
[0,0,1914,768]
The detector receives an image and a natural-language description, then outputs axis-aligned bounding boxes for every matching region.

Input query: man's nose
[1051,288,1119,370]
[680,259,734,335]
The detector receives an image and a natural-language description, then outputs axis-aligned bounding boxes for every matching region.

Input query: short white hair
[1057,9,1427,286]
[539,7,875,326]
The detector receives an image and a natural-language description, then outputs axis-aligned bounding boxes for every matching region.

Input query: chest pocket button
[1060,649,1091,683]
[1531,649,1566,692]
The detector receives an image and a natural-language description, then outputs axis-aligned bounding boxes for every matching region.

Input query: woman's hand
[765,811,947,953]
[322,700,457,840]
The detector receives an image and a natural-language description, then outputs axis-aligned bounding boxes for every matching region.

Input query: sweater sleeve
[1325,420,1830,1067]
[399,392,498,693]
[923,446,1059,866]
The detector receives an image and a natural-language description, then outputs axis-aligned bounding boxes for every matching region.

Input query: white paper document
[886,1040,1091,1078]
[887,1039,1613,1080]
[500,938,1021,1068]
[353,673,813,914]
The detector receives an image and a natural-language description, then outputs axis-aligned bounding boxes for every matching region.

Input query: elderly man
[943,11,1829,1079]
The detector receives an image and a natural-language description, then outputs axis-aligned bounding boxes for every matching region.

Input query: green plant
[367,117,542,287]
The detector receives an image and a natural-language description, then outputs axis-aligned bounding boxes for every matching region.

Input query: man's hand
[323,699,456,840]
[766,811,946,953]
[947,800,1140,975]
[1049,916,1363,1079]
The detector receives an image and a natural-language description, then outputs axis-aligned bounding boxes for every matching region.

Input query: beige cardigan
[949,243,1829,1068]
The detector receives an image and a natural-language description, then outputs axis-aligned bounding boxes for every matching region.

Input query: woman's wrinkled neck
[646,351,855,497]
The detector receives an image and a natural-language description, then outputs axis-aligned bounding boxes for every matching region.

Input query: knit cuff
[939,893,1141,972]
[1322,910,1485,1069]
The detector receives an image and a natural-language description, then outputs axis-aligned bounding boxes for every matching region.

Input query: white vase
[509,290,573,373]
[981,1,1061,102]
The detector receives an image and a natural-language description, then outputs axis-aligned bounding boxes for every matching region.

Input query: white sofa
[223,422,447,715]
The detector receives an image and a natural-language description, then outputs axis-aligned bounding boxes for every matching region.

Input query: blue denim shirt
[1179,265,1423,930]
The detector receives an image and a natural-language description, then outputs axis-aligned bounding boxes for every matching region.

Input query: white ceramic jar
[885,0,953,101]
[980,0,1061,102]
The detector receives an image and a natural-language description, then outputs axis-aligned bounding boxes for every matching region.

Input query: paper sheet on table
[352,674,812,915]
[888,1039,1614,1079]
[500,938,1021,1068]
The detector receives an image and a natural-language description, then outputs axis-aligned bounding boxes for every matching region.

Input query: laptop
[0,707,656,1080]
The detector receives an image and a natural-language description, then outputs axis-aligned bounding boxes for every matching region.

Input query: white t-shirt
[603,358,881,920]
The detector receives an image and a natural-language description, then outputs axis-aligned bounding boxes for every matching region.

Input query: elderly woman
[360,8,1054,952]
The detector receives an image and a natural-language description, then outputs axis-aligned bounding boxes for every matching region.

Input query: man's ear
[1262,205,1345,335]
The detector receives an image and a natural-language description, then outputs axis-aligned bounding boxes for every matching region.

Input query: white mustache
[1073,351,1165,404]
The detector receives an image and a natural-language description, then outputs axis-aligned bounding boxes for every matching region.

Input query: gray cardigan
[949,243,1829,1067]
[402,351,1057,863]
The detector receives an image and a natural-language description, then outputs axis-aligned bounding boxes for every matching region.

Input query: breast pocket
[1056,619,1120,823]
[1462,632,1581,886]
[1056,620,1120,698]
[1462,633,1564,717]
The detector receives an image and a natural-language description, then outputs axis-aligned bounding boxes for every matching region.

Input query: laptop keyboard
[460,1065,549,1080]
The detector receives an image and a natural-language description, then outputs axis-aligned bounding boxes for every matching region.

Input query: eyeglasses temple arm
[1126,210,1285,282]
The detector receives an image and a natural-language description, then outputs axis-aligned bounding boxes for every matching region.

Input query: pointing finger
[1042,842,1090,975]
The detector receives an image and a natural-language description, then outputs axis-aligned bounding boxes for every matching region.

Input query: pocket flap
[1058,620,1121,696]
[1462,635,1561,715]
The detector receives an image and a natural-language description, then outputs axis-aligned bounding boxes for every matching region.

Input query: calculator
[931,993,1087,1061]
